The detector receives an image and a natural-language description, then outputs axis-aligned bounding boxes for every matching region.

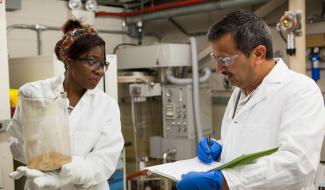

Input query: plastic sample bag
[19,93,71,171]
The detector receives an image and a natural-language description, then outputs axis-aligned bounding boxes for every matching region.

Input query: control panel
[162,84,212,139]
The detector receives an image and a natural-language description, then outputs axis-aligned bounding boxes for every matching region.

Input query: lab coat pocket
[71,131,100,157]
[237,123,276,153]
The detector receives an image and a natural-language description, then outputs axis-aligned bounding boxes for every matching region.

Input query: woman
[7,19,124,190]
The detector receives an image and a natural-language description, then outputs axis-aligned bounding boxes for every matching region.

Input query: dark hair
[55,19,106,65]
[208,10,273,59]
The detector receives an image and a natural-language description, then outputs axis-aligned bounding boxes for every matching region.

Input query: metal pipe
[190,37,203,142]
[36,30,42,55]
[7,24,128,34]
[7,24,129,55]
[7,24,36,32]
[166,67,211,84]
[125,0,271,24]
[98,29,128,35]
[162,148,176,190]
[162,148,177,164]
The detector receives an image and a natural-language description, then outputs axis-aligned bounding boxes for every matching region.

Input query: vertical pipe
[36,30,42,55]
[288,0,306,74]
[190,37,203,142]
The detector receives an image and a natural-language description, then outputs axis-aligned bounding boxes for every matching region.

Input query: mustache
[222,71,232,76]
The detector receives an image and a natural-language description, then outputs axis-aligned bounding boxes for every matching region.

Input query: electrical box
[116,43,191,69]
[6,0,21,11]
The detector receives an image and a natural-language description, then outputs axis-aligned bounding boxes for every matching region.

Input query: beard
[222,71,233,80]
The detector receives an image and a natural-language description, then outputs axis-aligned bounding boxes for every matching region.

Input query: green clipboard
[216,147,279,170]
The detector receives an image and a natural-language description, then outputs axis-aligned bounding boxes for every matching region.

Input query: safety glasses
[76,57,109,72]
[210,53,239,67]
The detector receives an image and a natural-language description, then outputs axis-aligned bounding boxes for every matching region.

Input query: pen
[208,134,212,159]
[208,134,212,147]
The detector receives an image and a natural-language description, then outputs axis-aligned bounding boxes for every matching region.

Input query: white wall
[6,0,135,58]
[7,0,69,57]
[0,1,14,190]
[0,0,10,120]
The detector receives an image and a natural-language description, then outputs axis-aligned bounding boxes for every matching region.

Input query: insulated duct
[125,0,272,24]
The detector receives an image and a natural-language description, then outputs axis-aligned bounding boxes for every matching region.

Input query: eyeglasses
[76,57,109,72]
[210,53,239,67]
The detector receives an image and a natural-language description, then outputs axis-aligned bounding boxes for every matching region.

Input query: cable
[113,43,138,54]
[320,0,325,18]
[277,29,287,43]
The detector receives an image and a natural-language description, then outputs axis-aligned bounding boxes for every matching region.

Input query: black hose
[113,43,138,54]
[277,29,287,43]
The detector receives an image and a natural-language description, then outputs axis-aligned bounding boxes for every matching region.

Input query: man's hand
[197,137,222,163]
[176,170,223,190]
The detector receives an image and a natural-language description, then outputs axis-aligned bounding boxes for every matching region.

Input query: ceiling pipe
[254,0,287,18]
[124,0,272,24]
[96,0,208,17]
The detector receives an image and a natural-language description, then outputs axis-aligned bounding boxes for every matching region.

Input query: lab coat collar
[232,58,287,120]
[56,73,96,96]
[244,58,288,105]
[264,58,288,84]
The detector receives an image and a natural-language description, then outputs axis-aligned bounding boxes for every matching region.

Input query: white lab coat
[7,74,124,190]
[220,59,325,190]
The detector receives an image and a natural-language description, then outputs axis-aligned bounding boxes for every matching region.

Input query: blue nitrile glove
[197,137,222,163]
[176,170,223,190]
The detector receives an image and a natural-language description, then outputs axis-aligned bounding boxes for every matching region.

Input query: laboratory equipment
[116,42,212,190]
[309,47,321,81]
[277,10,302,56]
[149,84,212,161]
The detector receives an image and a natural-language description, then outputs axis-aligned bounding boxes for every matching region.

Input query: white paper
[145,157,221,181]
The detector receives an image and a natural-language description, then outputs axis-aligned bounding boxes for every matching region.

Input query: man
[177,10,325,190]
